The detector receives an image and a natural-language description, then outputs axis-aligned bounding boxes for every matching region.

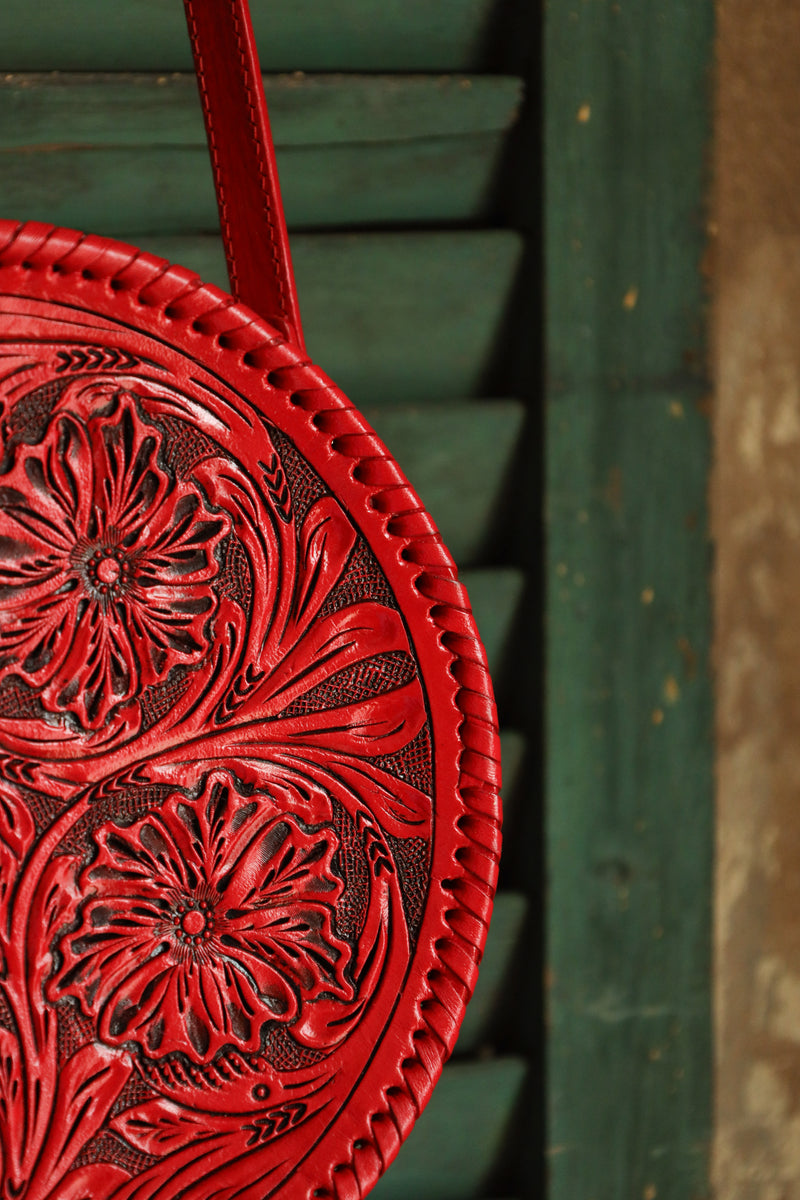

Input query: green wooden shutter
[0,3,533,1197]
[0,2,716,1196]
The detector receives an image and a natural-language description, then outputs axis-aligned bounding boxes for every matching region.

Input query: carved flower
[0,397,227,731]
[52,774,353,1062]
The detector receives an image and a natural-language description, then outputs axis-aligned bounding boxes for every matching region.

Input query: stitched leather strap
[183,0,305,349]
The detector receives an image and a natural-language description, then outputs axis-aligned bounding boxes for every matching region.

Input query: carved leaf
[0,781,36,964]
[53,1164,132,1200]
[111,1098,227,1157]
[0,782,35,862]
[292,497,356,631]
[24,1044,131,1199]
[247,603,417,719]
[0,1024,26,1188]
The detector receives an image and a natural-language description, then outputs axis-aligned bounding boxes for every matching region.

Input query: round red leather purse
[0,4,501,1198]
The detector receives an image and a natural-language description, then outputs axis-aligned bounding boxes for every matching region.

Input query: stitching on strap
[184,1,238,298]
[227,0,290,324]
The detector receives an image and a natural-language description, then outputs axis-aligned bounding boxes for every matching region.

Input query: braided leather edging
[0,220,503,1200]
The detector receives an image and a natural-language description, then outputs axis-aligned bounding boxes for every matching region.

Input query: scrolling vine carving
[0,336,435,1199]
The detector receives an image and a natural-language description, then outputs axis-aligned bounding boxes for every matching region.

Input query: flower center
[172,897,216,946]
[96,556,121,585]
[80,543,133,597]
[181,909,206,936]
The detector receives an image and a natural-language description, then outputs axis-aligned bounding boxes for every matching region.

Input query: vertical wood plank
[544,3,714,1196]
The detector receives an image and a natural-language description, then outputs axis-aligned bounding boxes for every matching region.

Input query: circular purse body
[0,9,500,1200]
[0,218,500,1200]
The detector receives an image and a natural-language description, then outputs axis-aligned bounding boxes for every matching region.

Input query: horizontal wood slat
[494,730,527,894]
[498,732,526,802]
[142,232,524,404]
[0,74,523,235]
[455,891,528,1055]
[0,228,524,402]
[0,138,509,235]
[365,401,525,567]
[0,75,522,236]
[370,1057,527,1200]
[0,73,523,147]
[460,569,524,703]
[497,730,525,897]
[0,2,505,73]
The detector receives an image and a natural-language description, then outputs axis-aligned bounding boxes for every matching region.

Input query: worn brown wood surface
[715,3,800,1195]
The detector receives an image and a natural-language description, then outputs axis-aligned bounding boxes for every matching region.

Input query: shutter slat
[495,730,526,888]
[0,139,510,234]
[143,232,523,404]
[364,401,525,567]
[369,1057,527,1200]
[0,2,505,73]
[0,74,523,234]
[0,73,523,147]
[461,568,524,692]
[455,891,528,1055]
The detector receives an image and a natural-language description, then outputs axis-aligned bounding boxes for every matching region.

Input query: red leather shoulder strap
[183,0,305,350]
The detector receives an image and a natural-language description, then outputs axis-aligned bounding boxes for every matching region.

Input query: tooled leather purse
[0,3,501,1198]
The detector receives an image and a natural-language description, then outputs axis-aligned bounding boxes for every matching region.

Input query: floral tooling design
[0,396,227,732]
[54,777,352,1062]
[0,341,434,1200]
